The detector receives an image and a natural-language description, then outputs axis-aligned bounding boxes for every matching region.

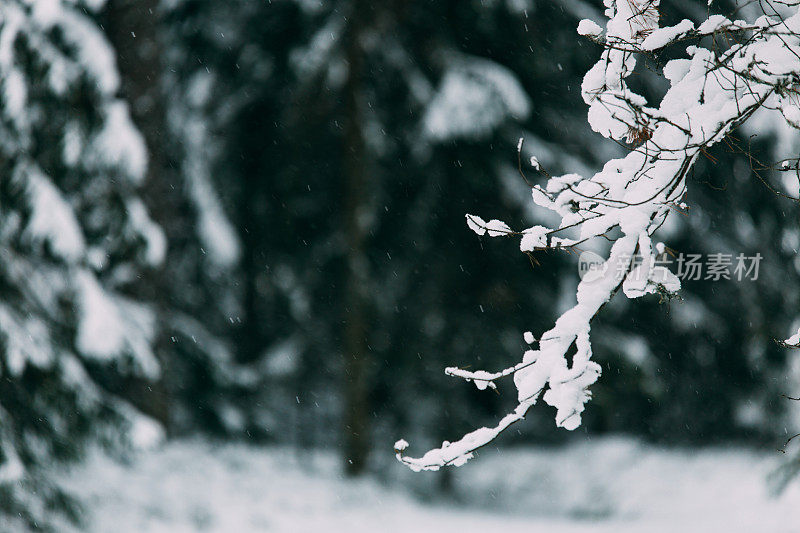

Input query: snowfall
[54,437,799,533]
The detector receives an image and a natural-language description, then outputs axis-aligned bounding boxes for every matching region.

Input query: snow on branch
[396,0,800,471]
[779,327,800,348]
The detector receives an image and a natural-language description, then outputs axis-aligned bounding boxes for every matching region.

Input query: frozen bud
[486,219,512,237]
[466,214,487,236]
[784,327,800,347]
[577,19,603,38]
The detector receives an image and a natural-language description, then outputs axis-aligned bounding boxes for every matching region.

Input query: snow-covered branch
[397,0,800,471]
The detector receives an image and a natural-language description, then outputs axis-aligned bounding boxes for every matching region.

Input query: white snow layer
[75,271,161,378]
[424,56,530,140]
[90,101,148,182]
[180,94,242,268]
[57,438,800,533]
[577,19,603,37]
[20,166,86,262]
[186,159,241,268]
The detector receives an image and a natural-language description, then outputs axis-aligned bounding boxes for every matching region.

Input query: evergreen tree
[0,1,164,527]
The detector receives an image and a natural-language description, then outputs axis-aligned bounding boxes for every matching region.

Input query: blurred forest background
[1,0,799,529]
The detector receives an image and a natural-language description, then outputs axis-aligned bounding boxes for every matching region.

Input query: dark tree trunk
[341,0,371,476]
[238,142,265,364]
[103,0,182,431]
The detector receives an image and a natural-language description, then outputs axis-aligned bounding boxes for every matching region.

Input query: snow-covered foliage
[0,0,164,524]
[423,56,531,140]
[397,0,800,471]
[170,71,241,269]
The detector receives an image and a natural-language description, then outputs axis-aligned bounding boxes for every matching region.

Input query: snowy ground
[60,438,800,533]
